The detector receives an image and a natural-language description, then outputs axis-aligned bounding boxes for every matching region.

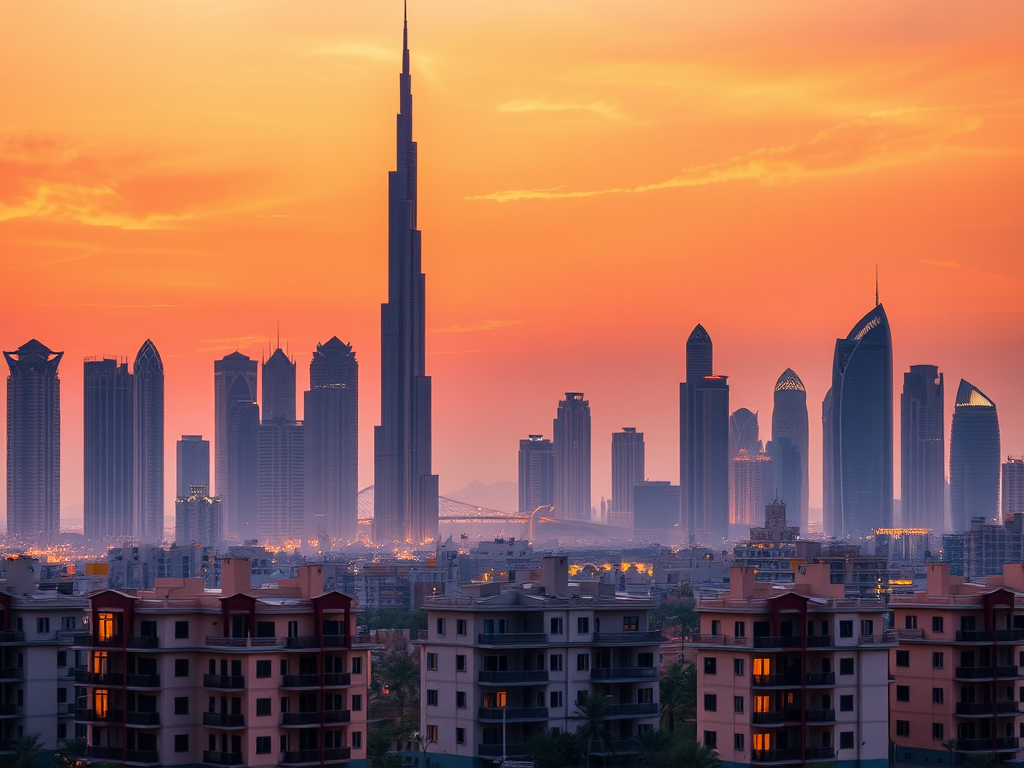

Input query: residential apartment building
[417,556,660,768]
[889,562,1024,764]
[73,557,370,767]
[692,564,894,767]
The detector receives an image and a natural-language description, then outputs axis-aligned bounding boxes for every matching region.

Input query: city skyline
[1,2,1022,528]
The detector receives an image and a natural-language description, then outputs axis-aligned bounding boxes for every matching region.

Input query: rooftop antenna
[875,264,879,307]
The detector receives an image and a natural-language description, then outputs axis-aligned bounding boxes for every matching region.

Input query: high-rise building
[176,435,210,498]
[214,352,259,539]
[553,392,591,521]
[633,480,680,534]
[304,337,359,545]
[822,303,893,538]
[1004,457,1024,519]
[175,483,223,548]
[769,368,809,533]
[518,435,554,514]
[83,358,133,541]
[731,449,774,529]
[729,408,761,458]
[611,427,645,516]
[262,346,296,423]
[680,324,730,545]
[373,12,439,545]
[258,418,305,545]
[133,339,164,543]
[900,365,944,530]
[5,340,63,540]
[949,379,1000,530]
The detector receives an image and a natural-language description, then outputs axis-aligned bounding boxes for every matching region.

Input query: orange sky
[2,1,1022,527]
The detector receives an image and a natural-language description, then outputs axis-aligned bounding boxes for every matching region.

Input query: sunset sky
[2,1,1022,527]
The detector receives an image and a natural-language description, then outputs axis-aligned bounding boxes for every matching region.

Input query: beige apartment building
[889,562,1024,764]
[692,564,893,767]
[416,556,661,768]
[73,557,370,767]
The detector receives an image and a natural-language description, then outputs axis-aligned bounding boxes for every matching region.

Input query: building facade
[175,485,223,549]
[610,427,645,517]
[633,481,681,536]
[262,347,296,424]
[770,369,809,534]
[134,339,165,544]
[731,450,773,531]
[177,435,211,498]
[950,379,1001,531]
[257,420,305,546]
[1005,457,1024,519]
[518,435,554,514]
[900,365,944,531]
[553,393,592,521]
[84,357,134,541]
[214,352,259,540]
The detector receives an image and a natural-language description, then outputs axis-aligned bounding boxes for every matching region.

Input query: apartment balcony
[125,711,161,726]
[606,703,658,717]
[125,674,161,688]
[0,704,23,718]
[324,672,352,687]
[806,636,835,648]
[958,737,1020,752]
[804,746,838,760]
[752,712,785,725]
[0,668,23,681]
[477,633,547,646]
[281,712,325,727]
[752,636,803,649]
[897,628,925,641]
[996,629,1024,643]
[956,630,993,643]
[690,633,750,647]
[282,674,320,689]
[593,631,662,644]
[478,743,528,758]
[324,710,351,724]
[75,708,125,723]
[752,673,801,688]
[126,636,159,649]
[203,712,246,728]
[0,631,26,644]
[206,635,282,648]
[125,749,160,765]
[203,674,245,689]
[751,748,804,764]
[75,670,124,685]
[203,750,244,765]
[86,746,124,760]
[283,635,350,649]
[324,747,352,762]
[805,708,836,723]
[806,672,836,686]
[479,670,548,685]
[955,701,1021,716]
[479,706,549,721]
[590,666,658,682]
[857,632,898,645]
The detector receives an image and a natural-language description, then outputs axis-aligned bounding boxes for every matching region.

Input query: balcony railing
[956,630,993,642]
[752,711,784,725]
[281,749,320,764]
[806,636,835,648]
[0,631,26,643]
[282,674,320,688]
[0,667,23,680]
[593,631,662,644]
[75,708,124,723]
[203,712,245,728]
[75,670,124,685]
[478,743,528,757]
[0,704,23,717]
[86,746,123,760]
[955,666,994,679]
[203,674,245,689]
[955,701,1021,716]
[752,673,801,687]
[752,748,803,763]
[806,672,836,685]
[125,711,161,726]
[479,706,549,720]
[126,636,159,649]
[282,712,323,726]
[997,629,1024,643]
[126,674,161,687]
[324,747,352,762]
[324,710,351,724]
[479,670,548,684]
[752,636,802,649]
[805,708,836,722]
[805,746,837,760]
[958,737,1021,752]
[202,750,244,765]
[205,635,281,648]
[590,666,658,681]
[606,702,658,717]
[477,633,548,645]
[324,672,352,687]
[125,749,159,764]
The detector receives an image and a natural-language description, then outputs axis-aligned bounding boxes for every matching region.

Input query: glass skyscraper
[769,368,809,533]
[900,364,944,530]
[950,379,1000,531]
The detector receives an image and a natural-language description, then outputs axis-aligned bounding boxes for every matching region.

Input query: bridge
[356,487,532,524]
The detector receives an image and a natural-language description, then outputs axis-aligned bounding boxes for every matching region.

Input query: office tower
[633,480,681,534]
[731,449,773,528]
[611,427,645,516]
[305,337,359,544]
[822,303,893,538]
[176,435,210,497]
[949,379,1000,530]
[680,324,730,545]
[262,346,296,423]
[729,408,761,458]
[518,434,554,514]
[5,340,63,540]
[373,11,439,545]
[214,352,259,539]
[133,339,164,543]
[553,393,592,521]
[175,484,222,548]
[900,365,944,530]
[258,420,304,544]
[769,368,809,532]
[1004,457,1024,519]
[83,358,133,541]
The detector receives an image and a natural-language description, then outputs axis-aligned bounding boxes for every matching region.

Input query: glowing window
[97,613,115,642]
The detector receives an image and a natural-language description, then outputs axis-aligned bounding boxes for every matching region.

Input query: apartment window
[280,659,287,676]
[734,658,744,676]
[933,723,944,740]
[933,688,944,704]
[839,695,854,712]
[577,653,590,671]
[549,654,563,672]
[175,697,189,715]
[550,617,563,635]
[896,650,909,667]
[174,735,188,753]
[287,621,298,638]
[57,688,67,704]
[623,616,639,632]
[256,660,271,678]
[256,621,275,638]
[904,615,917,630]
[703,731,717,749]
[896,720,910,737]
[352,732,362,750]
[457,619,467,636]
[436,618,446,636]
[352,657,362,675]
[704,694,717,712]
[734,733,744,751]
[426,653,438,671]
[456,655,467,672]
[256,737,271,754]
[427,690,438,706]
[734,621,745,637]
[711,620,721,635]
[37,618,49,634]
[840,658,854,675]
[57,651,67,668]
[174,659,189,677]
[840,731,854,750]
[638,652,654,668]
[576,690,589,705]
[174,621,189,639]
[256,698,271,716]
[638,688,654,704]
[456,691,466,709]
[61,616,76,630]
[839,620,853,638]
[426,725,438,742]
[932,616,944,632]
[577,617,590,634]
[861,620,874,638]
[57,723,66,740]
[933,652,944,669]
[456,727,466,745]
[550,691,563,708]
[896,686,910,702]
[734,696,744,713]
[704,658,717,675]
[352,695,362,712]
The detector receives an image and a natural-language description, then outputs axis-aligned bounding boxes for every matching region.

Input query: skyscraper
[83,358,133,541]
[611,427,645,517]
[680,324,730,545]
[769,368,809,533]
[305,337,359,545]
[950,379,1000,530]
[518,435,554,514]
[822,303,893,538]
[729,409,761,459]
[175,484,222,548]
[5,340,63,540]
[731,449,774,529]
[214,352,259,539]
[262,346,296,423]
[553,393,591,521]
[373,10,439,545]
[1003,457,1024,519]
[258,419,304,545]
[176,435,210,498]
[133,339,164,543]
[900,365,944,530]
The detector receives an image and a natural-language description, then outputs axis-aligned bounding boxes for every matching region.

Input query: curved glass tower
[770,368,809,533]
[822,304,893,538]
[134,339,164,543]
[950,379,1000,531]
[900,365,943,530]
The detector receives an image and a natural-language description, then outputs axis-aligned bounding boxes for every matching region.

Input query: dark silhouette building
[729,408,761,458]
[373,12,439,545]
[553,393,592,521]
[84,358,133,541]
[176,435,210,498]
[518,435,554,514]
[175,484,222,549]
[822,303,893,538]
[258,418,304,545]
[5,340,63,540]
[133,339,164,543]
[262,346,296,423]
[1004,457,1024,519]
[680,324,730,545]
[633,481,681,534]
[950,379,1000,530]
[304,337,359,545]
[214,351,259,539]
[768,368,809,533]
[611,427,645,517]
[900,365,944,530]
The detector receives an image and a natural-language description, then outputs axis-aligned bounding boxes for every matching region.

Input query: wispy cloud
[467,107,984,202]
[920,260,1023,282]
[497,99,628,121]
[431,319,525,334]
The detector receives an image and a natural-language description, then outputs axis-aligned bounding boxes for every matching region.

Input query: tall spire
[402,0,410,77]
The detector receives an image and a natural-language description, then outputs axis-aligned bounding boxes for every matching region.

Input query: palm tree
[373,652,420,723]
[665,738,722,768]
[526,729,584,768]
[634,728,672,768]
[0,733,43,768]
[660,662,696,733]
[54,738,88,768]
[942,737,959,767]
[366,721,413,768]
[573,694,615,767]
